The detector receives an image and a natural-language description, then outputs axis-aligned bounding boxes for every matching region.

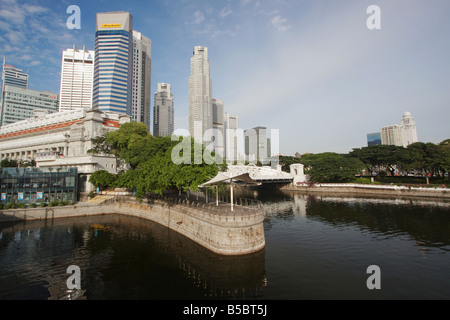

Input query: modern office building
[153,83,174,137]
[224,113,240,163]
[189,46,212,145]
[1,58,29,89]
[380,112,418,147]
[212,99,224,158]
[93,11,133,116]
[367,132,382,146]
[0,85,58,127]
[1,59,30,126]
[132,30,152,131]
[381,124,403,146]
[0,108,130,193]
[245,126,271,164]
[59,45,95,112]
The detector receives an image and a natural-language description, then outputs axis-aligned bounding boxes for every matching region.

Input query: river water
[0,188,449,300]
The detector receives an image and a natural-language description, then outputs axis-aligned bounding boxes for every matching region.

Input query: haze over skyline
[1,0,449,156]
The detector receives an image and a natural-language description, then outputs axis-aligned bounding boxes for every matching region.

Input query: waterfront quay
[0,191,266,256]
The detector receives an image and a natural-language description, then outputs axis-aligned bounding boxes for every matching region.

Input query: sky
[0,0,449,156]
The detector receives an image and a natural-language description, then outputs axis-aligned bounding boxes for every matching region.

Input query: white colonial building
[0,108,130,193]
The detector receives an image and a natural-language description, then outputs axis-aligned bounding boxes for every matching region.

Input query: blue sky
[1,0,449,155]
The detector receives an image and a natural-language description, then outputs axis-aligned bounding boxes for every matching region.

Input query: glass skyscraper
[93,12,133,116]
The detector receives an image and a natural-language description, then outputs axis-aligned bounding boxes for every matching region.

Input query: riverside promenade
[0,191,266,256]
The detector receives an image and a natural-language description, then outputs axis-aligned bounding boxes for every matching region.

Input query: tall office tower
[153,83,174,137]
[381,124,403,146]
[245,126,270,164]
[93,12,133,116]
[1,58,30,126]
[189,46,212,145]
[212,99,224,158]
[401,112,418,147]
[224,113,240,163]
[0,85,58,126]
[132,30,152,131]
[59,45,95,112]
[367,132,382,146]
[1,58,29,89]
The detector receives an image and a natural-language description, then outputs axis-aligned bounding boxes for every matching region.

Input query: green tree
[89,170,117,190]
[299,153,365,183]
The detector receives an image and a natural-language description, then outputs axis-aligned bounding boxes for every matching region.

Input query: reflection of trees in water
[285,192,450,250]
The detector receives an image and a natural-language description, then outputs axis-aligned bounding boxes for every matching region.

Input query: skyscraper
[1,58,30,126]
[1,58,29,89]
[93,12,133,116]
[212,99,224,158]
[224,113,240,163]
[132,30,151,131]
[189,46,212,145]
[153,83,174,137]
[59,45,94,112]
[381,124,403,146]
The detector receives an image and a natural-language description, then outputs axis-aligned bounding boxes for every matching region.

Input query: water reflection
[0,215,266,300]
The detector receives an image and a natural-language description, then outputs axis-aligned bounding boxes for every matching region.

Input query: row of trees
[279,140,450,183]
[88,122,226,199]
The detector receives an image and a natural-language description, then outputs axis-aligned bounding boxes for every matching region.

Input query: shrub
[40,202,47,207]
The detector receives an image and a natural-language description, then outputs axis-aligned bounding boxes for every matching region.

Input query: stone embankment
[282,183,450,201]
[0,195,266,256]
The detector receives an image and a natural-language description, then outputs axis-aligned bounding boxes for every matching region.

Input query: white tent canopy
[199,172,260,211]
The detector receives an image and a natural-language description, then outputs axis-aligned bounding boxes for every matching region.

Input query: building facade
[401,112,418,147]
[367,132,381,146]
[245,126,271,164]
[0,108,130,193]
[0,85,58,127]
[224,113,240,163]
[132,30,152,131]
[381,124,403,146]
[153,83,174,137]
[189,46,212,145]
[59,45,95,112]
[93,11,133,116]
[212,99,224,158]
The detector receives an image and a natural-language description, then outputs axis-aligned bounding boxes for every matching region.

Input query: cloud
[219,6,232,18]
[271,15,291,31]
[192,10,205,24]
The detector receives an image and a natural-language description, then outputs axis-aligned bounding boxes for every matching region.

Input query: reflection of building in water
[292,194,307,216]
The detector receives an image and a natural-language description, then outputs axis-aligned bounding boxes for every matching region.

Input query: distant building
[0,85,58,127]
[1,58,30,126]
[59,45,94,112]
[245,126,270,164]
[401,112,418,147]
[367,132,381,146]
[224,113,240,163]
[153,83,174,137]
[93,11,133,116]
[132,30,152,131]
[212,99,224,158]
[189,46,212,145]
[380,112,418,147]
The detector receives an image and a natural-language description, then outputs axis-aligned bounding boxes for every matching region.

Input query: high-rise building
[153,83,174,137]
[132,30,152,131]
[1,58,29,89]
[381,124,403,146]
[189,46,212,145]
[0,85,58,126]
[401,112,418,147]
[212,99,224,158]
[59,45,94,112]
[1,58,29,126]
[224,113,240,163]
[245,126,270,164]
[367,132,381,146]
[380,112,418,147]
[93,11,133,116]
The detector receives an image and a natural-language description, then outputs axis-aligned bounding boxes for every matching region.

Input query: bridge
[224,164,307,185]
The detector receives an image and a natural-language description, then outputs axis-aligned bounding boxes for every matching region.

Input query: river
[0,188,449,300]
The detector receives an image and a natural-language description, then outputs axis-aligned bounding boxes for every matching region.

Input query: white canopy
[199,172,259,211]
